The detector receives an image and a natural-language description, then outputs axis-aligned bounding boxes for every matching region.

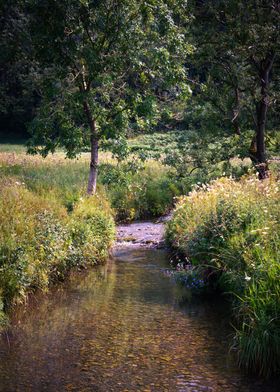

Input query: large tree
[27,0,188,193]
[187,0,280,179]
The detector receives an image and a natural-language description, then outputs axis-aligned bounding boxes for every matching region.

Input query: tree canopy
[186,0,280,178]
[0,0,279,187]
[26,0,189,193]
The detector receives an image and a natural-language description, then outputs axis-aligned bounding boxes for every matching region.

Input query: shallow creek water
[0,248,278,392]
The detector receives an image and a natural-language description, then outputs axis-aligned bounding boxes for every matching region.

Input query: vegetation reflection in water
[0,249,278,392]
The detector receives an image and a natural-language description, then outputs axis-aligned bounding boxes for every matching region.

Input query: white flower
[245,273,251,282]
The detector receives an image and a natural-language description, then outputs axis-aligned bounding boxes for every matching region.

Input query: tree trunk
[255,71,269,179]
[87,129,98,195]
[232,87,241,135]
[83,101,99,195]
[254,53,275,180]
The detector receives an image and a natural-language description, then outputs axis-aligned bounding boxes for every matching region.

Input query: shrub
[0,179,115,325]
[101,161,180,221]
[166,175,280,377]
[67,195,115,267]
[0,180,68,305]
[0,296,8,328]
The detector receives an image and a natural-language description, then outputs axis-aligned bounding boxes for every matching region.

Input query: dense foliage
[26,0,189,194]
[1,0,279,180]
[166,176,280,377]
[0,177,115,327]
[0,1,38,136]
[101,160,180,221]
[185,0,280,179]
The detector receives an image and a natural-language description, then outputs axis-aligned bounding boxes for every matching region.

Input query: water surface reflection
[0,249,278,391]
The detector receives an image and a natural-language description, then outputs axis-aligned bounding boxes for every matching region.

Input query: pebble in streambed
[115,221,166,249]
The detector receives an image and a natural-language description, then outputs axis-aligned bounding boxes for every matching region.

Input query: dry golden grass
[0,150,115,167]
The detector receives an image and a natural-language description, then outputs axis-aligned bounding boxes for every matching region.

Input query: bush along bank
[0,179,115,329]
[166,175,280,378]
[100,160,181,222]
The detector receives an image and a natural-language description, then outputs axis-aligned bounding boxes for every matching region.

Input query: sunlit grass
[0,177,115,328]
[0,148,115,209]
[166,175,280,377]
[0,143,27,153]
[0,144,178,219]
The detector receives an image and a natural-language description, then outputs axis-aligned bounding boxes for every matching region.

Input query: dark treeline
[0,1,38,138]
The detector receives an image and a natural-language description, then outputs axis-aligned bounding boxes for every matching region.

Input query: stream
[0,224,278,391]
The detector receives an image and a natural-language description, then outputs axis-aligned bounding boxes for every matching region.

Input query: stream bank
[0,221,278,391]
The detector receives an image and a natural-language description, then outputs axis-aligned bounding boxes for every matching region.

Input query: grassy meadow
[0,141,180,220]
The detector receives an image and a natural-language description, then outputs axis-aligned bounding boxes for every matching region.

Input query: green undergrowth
[166,175,280,377]
[128,131,181,159]
[100,160,180,221]
[0,150,180,221]
[0,178,115,328]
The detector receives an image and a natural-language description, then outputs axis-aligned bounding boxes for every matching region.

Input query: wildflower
[245,273,251,282]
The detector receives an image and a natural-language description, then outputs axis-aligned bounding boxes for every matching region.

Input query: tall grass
[0,178,115,327]
[166,175,280,377]
[0,149,179,220]
[0,145,178,326]
[100,160,180,221]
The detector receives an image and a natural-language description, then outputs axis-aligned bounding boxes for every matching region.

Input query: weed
[166,175,280,377]
[0,178,115,327]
